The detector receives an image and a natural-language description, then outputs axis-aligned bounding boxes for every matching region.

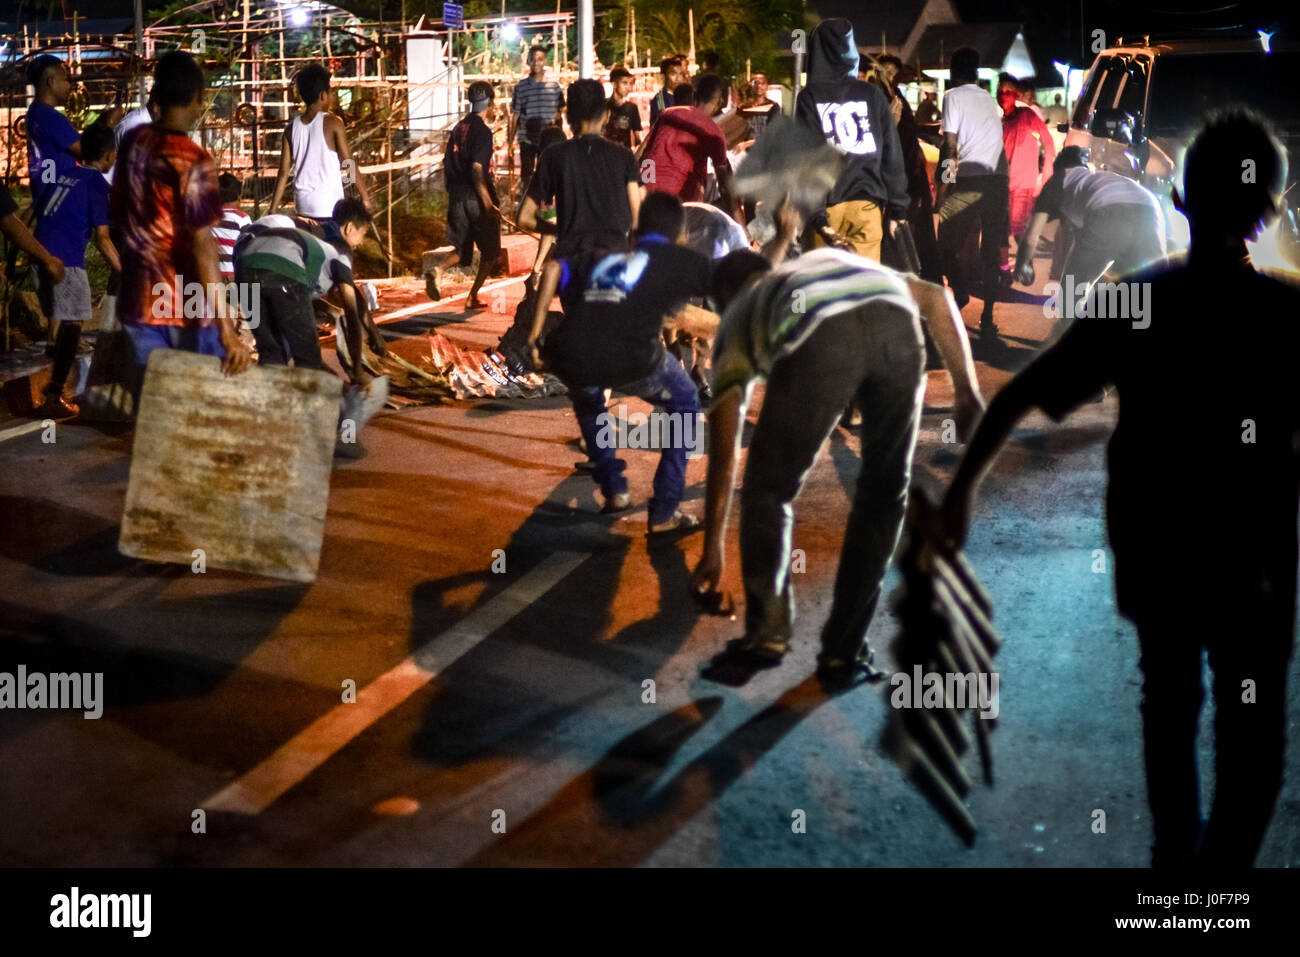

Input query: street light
[288,4,310,27]
[501,22,520,43]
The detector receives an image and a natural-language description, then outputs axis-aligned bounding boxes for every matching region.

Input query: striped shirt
[234,216,353,298]
[711,248,918,401]
[213,206,252,279]
[510,75,563,143]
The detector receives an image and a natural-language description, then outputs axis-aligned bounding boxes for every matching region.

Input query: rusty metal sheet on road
[119,349,342,583]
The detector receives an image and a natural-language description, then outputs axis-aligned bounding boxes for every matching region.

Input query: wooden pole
[688,8,695,70]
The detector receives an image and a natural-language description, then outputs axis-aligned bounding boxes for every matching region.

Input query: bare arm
[627,181,642,231]
[193,227,251,375]
[471,162,497,212]
[0,212,64,282]
[663,303,720,340]
[92,224,121,274]
[716,163,742,224]
[269,137,292,212]
[1014,211,1050,279]
[525,258,563,368]
[690,385,746,594]
[516,194,556,235]
[903,275,984,437]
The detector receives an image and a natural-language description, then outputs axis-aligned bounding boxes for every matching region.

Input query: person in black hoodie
[795,18,909,262]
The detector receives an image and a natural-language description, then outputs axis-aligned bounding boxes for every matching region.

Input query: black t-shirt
[603,99,643,149]
[527,134,639,258]
[1013,257,1300,617]
[0,186,17,218]
[546,238,712,388]
[445,113,498,205]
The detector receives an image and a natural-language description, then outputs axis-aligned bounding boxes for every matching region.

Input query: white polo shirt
[941,83,1007,178]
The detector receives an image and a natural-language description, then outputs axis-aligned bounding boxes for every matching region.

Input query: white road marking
[0,419,49,444]
[202,551,587,815]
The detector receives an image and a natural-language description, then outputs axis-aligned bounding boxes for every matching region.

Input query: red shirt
[1002,106,1056,194]
[640,106,729,202]
[110,125,223,326]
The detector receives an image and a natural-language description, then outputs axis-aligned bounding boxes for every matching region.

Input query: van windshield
[1146,50,1300,135]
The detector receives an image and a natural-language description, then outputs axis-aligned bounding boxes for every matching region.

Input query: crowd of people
[11,18,1298,869]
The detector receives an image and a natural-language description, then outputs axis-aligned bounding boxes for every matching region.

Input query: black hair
[1054,145,1089,173]
[997,71,1018,89]
[333,198,371,230]
[296,64,331,106]
[154,51,206,109]
[218,172,243,204]
[80,124,116,164]
[565,78,608,125]
[700,51,720,70]
[876,54,902,73]
[1018,77,1037,95]
[695,73,726,107]
[1182,107,1287,238]
[609,67,631,83]
[637,191,685,239]
[528,45,549,60]
[950,47,979,84]
[26,54,64,89]
[538,125,567,152]
[710,249,771,308]
[673,83,695,106]
[660,56,683,77]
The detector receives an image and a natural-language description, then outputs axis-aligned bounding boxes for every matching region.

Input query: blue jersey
[26,101,80,209]
[34,166,109,269]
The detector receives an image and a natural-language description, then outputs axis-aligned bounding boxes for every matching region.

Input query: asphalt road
[1,252,1297,867]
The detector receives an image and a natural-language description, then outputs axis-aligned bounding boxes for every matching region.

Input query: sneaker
[646,511,702,538]
[601,491,631,513]
[33,394,78,420]
[816,644,887,691]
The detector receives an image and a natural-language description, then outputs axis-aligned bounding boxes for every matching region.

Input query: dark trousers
[937,174,1009,311]
[571,351,701,526]
[1065,204,1167,289]
[46,321,83,395]
[245,269,322,370]
[739,302,925,659]
[1131,598,1293,867]
[519,141,540,198]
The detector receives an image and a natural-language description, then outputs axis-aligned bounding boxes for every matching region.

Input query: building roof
[910,21,1024,68]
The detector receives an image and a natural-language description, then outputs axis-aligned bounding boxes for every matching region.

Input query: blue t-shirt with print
[33,165,108,269]
[26,101,80,208]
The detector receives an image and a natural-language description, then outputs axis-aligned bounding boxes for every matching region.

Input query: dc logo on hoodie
[815,101,877,156]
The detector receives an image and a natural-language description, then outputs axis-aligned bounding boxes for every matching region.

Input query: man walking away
[942,110,1296,868]
[935,47,1008,339]
[795,19,909,263]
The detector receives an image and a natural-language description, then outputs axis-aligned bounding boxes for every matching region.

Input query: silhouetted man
[941,109,1298,868]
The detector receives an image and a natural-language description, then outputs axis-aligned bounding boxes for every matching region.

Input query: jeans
[243,268,323,370]
[738,302,925,659]
[937,174,1009,310]
[570,351,701,526]
[123,321,226,401]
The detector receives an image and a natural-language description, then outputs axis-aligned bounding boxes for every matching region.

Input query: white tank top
[290,112,345,218]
